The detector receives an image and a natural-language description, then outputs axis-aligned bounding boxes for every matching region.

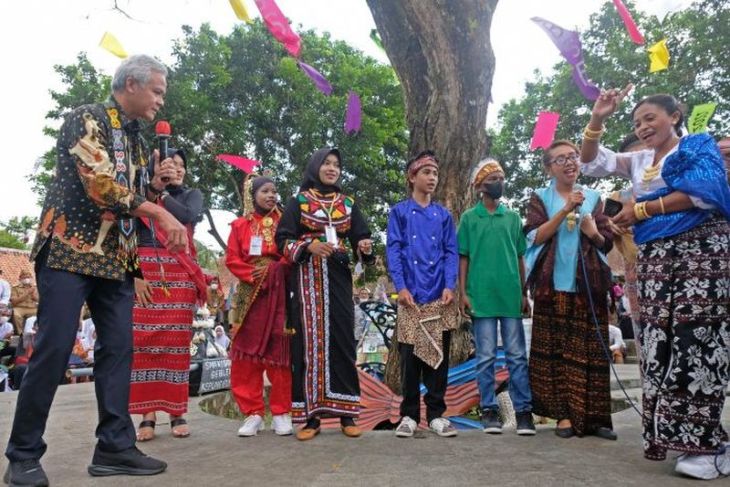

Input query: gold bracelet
[582,132,602,141]
[640,201,651,220]
[633,201,651,221]
[658,196,666,214]
[583,124,606,138]
[633,202,643,221]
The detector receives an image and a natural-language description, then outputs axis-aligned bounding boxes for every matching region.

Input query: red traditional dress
[226,209,292,416]
[128,190,206,416]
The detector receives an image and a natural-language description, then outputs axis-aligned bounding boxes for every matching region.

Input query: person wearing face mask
[10,270,39,336]
[206,277,225,324]
[129,147,206,442]
[580,89,730,479]
[276,147,375,441]
[457,158,534,436]
[226,175,293,437]
[524,140,615,442]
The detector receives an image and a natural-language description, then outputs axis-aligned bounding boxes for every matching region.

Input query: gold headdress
[471,158,504,187]
[242,172,260,215]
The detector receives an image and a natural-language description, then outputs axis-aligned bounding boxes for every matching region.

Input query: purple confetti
[297,61,333,96]
[532,17,600,101]
[344,90,362,134]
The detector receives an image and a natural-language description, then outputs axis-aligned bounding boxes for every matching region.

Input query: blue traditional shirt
[386,198,458,304]
[583,133,730,244]
[524,180,606,292]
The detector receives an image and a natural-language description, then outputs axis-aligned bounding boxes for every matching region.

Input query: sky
[0,0,687,249]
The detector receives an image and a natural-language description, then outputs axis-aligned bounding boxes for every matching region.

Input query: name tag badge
[325,225,338,246]
[249,236,263,256]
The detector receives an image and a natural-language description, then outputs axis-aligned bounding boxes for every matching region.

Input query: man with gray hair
[4,54,186,486]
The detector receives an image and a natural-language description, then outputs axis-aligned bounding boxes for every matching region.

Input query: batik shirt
[31,98,147,280]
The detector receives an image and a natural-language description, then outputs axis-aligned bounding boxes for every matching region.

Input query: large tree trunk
[366,0,499,217]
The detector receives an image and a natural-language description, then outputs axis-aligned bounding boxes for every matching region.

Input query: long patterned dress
[129,188,205,416]
[524,183,614,436]
[582,133,730,460]
[276,189,374,423]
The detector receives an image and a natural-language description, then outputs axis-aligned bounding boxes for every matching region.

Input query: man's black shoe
[3,458,49,487]
[87,446,167,477]
[515,412,537,436]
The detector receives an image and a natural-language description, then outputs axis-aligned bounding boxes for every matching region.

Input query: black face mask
[483,181,504,200]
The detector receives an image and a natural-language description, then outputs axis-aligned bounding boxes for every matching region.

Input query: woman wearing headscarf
[129,148,207,440]
[580,89,730,479]
[524,140,616,441]
[214,325,231,351]
[225,175,293,437]
[276,147,375,441]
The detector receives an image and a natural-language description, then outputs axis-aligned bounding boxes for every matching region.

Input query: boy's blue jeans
[472,317,532,413]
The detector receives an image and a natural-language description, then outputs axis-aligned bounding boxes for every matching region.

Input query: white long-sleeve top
[581,143,713,208]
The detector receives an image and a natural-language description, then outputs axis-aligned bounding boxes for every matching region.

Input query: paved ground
[2,378,726,487]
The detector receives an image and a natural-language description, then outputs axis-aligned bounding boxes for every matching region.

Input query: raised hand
[591,83,633,122]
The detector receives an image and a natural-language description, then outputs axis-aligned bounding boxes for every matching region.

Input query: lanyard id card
[249,236,263,256]
[325,225,338,246]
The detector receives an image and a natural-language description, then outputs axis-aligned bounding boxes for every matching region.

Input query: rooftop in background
[0,247,34,286]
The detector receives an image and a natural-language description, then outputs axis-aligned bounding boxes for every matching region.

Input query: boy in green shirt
[458,159,535,435]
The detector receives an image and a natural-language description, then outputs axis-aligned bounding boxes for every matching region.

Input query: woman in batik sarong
[225,175,293,437]
[581,90,730,479]
[276,147,374,441]
[129,148,206,440]
[524,140,616,441]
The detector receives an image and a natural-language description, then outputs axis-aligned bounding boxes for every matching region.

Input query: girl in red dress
[226,176,293,437]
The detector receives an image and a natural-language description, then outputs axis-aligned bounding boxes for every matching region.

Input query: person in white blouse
[580,87,730,480]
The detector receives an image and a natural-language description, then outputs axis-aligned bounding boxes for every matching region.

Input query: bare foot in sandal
[137,412,157,441]
[170,415,190,438]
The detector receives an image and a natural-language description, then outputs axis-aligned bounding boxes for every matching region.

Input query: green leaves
[491,1,729,213]
[32,22,408,243]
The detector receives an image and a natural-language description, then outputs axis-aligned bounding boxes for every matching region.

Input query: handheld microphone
[155,121,172,183]
[572,185,583,211]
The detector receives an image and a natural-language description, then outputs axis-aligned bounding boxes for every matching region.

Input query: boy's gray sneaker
[395,416,418,438]
[429,417,458,437]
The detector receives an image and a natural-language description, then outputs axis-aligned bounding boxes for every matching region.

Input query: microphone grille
[155,120,171,136]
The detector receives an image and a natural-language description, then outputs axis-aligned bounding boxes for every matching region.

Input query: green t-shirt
[457,201,526,318]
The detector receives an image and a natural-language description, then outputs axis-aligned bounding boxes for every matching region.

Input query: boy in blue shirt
[386,151,459,438]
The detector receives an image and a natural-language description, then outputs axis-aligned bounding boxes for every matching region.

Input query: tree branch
[111,0,136,20]
[203,208,227,251]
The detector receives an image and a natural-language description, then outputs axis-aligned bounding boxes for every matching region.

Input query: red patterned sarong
[129,247,196,415]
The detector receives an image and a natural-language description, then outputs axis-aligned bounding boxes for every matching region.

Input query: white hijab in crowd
[214,325,230,350]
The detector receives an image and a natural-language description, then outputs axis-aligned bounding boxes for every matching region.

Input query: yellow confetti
[648,38,670,73]
[99,32,128,59]
[229,0,253,24]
